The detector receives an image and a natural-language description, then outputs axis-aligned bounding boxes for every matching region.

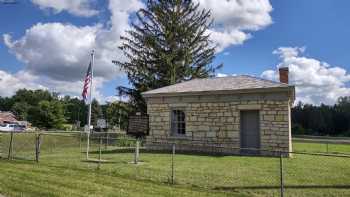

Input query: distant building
[17,121,30,127]
[0,111,18,124]
[142,68,295,155]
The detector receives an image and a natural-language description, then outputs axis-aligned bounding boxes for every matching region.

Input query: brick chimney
[279,67,289,84]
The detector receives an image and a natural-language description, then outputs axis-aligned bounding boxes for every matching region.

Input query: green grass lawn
[294,141,350,154]
[0,133,349,197]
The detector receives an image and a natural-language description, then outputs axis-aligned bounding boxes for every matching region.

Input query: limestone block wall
[145,93,292,155]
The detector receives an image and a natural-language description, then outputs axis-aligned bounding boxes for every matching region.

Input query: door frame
[239,110,261,153]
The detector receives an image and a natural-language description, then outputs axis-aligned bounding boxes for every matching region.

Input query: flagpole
[86,50,94,160]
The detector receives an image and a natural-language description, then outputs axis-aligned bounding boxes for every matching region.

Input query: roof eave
[142,86,294,98]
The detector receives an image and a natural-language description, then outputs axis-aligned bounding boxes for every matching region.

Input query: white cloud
[272,46,306,59]
[4,0,144,82]
[4,23,103,81]
[261,47,350,105]
[0,70,46,97]
[31,0,99,17]
[0,68,110,103]
[216,73,228,77]
[195,0,273,52]
[105,95,129,103]
[3,0,272,101]
[105,96,121,103]
[3,0,144,103]
[216,73,238,78]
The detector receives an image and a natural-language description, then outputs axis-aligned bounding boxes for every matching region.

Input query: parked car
[0,123,25,132]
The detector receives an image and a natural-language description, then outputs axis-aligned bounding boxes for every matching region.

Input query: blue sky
[215,0,350,75]
[0,0,349,105]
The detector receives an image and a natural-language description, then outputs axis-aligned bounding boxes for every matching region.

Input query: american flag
[82,62,92,101]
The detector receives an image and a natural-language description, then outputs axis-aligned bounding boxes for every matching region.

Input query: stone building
[142,68,295,155]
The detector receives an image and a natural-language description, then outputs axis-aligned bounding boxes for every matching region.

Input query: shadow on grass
[87,148,135,154]
[87,148,279,159]
[0,157,36,164]
[81,159,121,164]
[214,185,350,191]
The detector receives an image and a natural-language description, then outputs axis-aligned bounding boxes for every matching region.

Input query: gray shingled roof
[142,75,291,96]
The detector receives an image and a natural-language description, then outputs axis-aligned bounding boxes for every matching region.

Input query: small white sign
[84,125,90,133]
[84,125,93,133]
[97,119,107,128]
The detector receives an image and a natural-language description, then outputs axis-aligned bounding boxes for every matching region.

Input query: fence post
[86,132,90,160]
[280,152,284,197]
[7,132,14,160]
[134,139,140,164]
[171,144,175,184]
[105,132,108,150]
[79,131,82,153]
[35,133,42,162]
[98,136,102,169]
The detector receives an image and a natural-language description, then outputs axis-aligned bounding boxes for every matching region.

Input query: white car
[0,123,25,132]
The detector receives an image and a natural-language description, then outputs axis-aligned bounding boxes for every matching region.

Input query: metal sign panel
[97,119,107,128]
[127,114,149,135]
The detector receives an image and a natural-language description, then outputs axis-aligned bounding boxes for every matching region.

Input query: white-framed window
[171,110,186,136]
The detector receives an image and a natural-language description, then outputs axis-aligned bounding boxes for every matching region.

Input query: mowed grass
[0,133,350,197]
[294,141,350,154]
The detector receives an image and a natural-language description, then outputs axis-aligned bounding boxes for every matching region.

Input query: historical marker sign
[127,114,149,135]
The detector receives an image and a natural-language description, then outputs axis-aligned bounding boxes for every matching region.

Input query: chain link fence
[293,135,350,154]
[0,131,349,197]
[0,132,37,160]
[283,152,350,196]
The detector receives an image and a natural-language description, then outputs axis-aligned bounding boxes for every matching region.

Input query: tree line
[3,88,349,136]
[0,89,130,130]
[292,96,350,136]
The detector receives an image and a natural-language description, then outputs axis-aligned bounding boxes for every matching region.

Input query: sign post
[134,139,140,164]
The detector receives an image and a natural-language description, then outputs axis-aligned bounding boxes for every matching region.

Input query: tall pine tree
[113,0,221,112]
